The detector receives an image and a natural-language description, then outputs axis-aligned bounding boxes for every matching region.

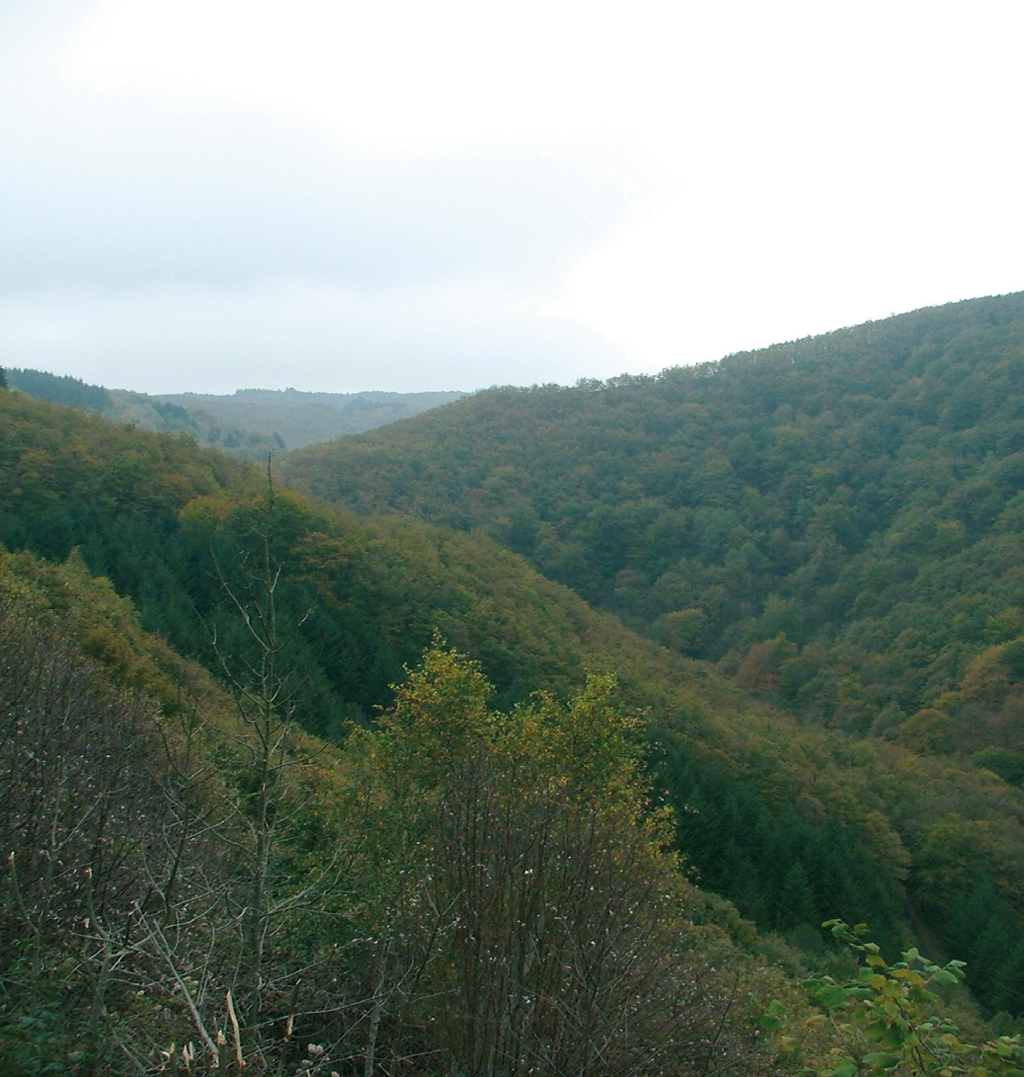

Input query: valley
[2,294,1024,1074]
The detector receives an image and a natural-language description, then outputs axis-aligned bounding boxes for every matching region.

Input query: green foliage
[361,642,775,1076]
[5,367,111,410]
[280,292,1024,751]
[651,740,906,954]
[0,387,254,565]
[0,545,381,1075]
[0,554,779,1075]
[276,293,1024,1013]
[5,380,1024,1018]
[766,920,1024,1076]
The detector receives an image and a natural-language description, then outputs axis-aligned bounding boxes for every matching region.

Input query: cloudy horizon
[2,0,1023,395]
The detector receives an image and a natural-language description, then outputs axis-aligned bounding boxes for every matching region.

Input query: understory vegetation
[0,546,783,1075]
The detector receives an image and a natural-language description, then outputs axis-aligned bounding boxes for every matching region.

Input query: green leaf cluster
[765,921,1024,1077]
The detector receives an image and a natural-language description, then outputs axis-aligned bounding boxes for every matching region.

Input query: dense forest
[281,293,1024,757]
[2,295,1024,1074]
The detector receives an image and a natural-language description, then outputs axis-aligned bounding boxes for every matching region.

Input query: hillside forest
[2,292,1024,1076]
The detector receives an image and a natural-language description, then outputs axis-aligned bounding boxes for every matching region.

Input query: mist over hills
[156,387,466,448]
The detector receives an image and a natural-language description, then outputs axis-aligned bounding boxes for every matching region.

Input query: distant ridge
[158,386,466,448]
[4,369,466,456]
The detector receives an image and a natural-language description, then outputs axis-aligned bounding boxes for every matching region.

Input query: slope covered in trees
[279,294,1024,763]
[4,367,285,460]
[6,542,806,1075]
[4,386,1024,1021]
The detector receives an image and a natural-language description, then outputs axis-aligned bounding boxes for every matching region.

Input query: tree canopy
[5,296,1024,1036]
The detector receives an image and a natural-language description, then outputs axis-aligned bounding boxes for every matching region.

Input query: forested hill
[280,292,1024,769]
[4,368,284,460]
[5,384,1024,1024]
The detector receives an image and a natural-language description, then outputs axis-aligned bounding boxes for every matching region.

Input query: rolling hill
[3,376,1024,1020]
[279,293,1024,769]
[4,368,465,456]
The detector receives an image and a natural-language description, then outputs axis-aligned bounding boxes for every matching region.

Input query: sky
[1,0,1023,395]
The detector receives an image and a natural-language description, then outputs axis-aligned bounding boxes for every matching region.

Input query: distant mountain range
[4,368,465,457]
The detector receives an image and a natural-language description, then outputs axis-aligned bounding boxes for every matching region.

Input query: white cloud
[0,278,621,393]
[0,134,627,292]
[1,0,1023,392]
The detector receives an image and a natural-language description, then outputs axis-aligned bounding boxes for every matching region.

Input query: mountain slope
[4,544,826,1076]
[279,293,1024,761]
[5,367,284,459]
[3,384,1024,1011]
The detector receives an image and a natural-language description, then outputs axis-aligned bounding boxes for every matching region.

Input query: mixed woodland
[2,292,1024,1075]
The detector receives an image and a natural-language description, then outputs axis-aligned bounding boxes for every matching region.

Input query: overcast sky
[2,0,1022,394]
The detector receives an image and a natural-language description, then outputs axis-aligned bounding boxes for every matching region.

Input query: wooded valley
[2,293,1024,1075]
